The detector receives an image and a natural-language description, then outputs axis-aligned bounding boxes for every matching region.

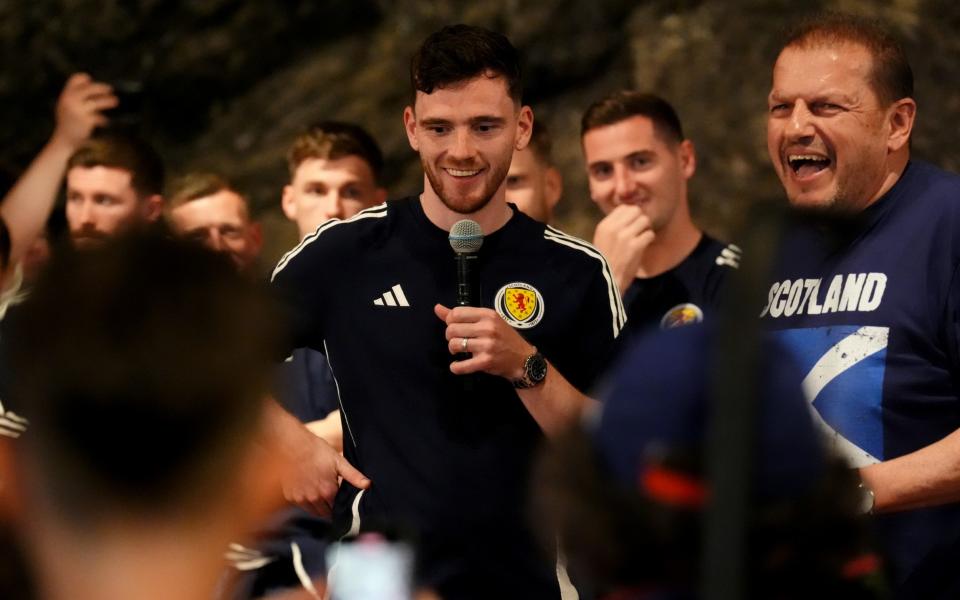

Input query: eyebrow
[419,116,507,127]
[769,90,857,104]
[469,116,506,125]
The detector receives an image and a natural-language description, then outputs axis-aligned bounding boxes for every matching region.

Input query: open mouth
[444,168,482,178]
[788,154,831,178]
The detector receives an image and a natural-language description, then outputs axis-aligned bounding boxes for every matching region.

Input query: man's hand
[266,400,369,517]
[434,303,533,380]
[50,73,117,150]
[592,204,656,295]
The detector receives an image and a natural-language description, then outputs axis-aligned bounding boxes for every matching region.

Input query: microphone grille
[449,219,483,254]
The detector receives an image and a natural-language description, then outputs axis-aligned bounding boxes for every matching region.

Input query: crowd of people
[0,10,957,600]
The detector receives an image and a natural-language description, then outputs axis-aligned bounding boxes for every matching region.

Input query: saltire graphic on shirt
[770,325,888,467]
[495,282,544,329]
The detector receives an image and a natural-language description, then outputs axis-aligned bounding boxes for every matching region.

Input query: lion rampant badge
[495,282,544,329]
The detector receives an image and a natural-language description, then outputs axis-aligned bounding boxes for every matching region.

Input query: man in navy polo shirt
[763,11,960,595]
[271,24,623,598]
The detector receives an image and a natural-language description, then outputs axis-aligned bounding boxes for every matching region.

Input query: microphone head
[449,219,483,254]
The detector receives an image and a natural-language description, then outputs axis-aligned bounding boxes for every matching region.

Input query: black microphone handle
[454,252,479,393]
[455,253,478,307]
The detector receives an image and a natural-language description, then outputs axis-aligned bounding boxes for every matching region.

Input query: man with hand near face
[761,12,960,595]
[271,24,623,598]
[582,92,740,333]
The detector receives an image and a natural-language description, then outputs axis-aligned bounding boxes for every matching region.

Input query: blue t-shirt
[761,160,960,595]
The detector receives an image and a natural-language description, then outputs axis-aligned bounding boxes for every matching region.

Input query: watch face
[528,353,547,383]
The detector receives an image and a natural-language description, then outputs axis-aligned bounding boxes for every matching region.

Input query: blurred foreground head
[4,232,286,599]
[534,325,887,599]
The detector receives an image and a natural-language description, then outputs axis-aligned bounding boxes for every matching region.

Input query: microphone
[449,219,483,307]
[449,221,483,379]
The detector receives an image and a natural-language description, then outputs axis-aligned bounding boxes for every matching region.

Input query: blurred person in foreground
[0,73,113,599]
[505,120,562,224]
[761,12,960,596]
[1,233,290,600]
[582,92,740,334]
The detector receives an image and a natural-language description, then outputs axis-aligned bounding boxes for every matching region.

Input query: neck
[419,176,513,234]
[862,151,910,211]
[636,212,703,279]
[30,517,233,600]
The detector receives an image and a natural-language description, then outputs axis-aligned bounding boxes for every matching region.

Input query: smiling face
[767,43,897,212]
[582,115,694,231]
[404,74,532,216]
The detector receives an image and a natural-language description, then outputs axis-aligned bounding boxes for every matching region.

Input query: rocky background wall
[2,0,958,267]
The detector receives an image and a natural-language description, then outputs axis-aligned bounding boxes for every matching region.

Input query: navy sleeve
[271,241,330,353]
[274,348,340,422]
[552,258,626,394]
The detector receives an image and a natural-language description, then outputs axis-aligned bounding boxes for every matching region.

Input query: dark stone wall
[2,0,958,264]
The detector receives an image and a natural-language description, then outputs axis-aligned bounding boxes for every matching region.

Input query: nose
[786,101,815,141]
[77,200,96,226]
[613,165,638,203]
[320,192,344,220]
[448,129,475,162]
[206,229,224,252]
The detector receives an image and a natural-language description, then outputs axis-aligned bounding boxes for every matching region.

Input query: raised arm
[1,73,115,269]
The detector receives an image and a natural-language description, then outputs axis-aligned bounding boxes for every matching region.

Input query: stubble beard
[423,157,509,215]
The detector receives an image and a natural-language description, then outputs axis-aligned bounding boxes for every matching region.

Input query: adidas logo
[373,284,410,307]
[716,244,742,269]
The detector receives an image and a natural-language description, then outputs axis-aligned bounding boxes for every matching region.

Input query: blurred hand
[435,303,534,381]
[51,73,117,149]
[592,204,656,296]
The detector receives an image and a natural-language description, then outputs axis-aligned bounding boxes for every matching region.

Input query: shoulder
[901,161,960,212]
[698,234,742,272]
[540,223,627,331]
[540,224,612,270]
[271,202,391,282]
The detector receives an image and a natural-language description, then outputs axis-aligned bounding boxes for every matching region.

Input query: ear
[143,194,164,222]
[373,187,388,206]
[678,139,697,180]
[887,97,916,153]
[281,185,298,221]
[403,106,419,151]
[515,106,534,151]
[544,166,563,212]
